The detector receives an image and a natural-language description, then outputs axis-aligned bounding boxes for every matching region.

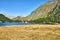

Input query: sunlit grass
[0,25,60,40]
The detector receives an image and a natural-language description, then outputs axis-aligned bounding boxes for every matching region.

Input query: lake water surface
[0,22,29,26]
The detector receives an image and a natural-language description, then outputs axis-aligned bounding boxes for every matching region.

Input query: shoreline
[0,24,60,27]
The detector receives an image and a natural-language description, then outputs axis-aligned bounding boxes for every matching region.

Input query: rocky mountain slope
[14,1,57,21]
[13,0,60,24]
[30,1,60,24]
[26,1,57,21]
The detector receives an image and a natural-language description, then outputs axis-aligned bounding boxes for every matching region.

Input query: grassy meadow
[0,25,60,40]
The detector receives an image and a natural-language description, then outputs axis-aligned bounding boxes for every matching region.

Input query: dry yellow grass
[0,25,60,40]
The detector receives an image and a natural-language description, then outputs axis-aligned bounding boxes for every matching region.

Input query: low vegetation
[0,25,60,40]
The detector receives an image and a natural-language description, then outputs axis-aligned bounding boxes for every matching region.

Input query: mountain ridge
[1,0,60,24]
[30,1,60,24]
[14,1,57,21]
[0,14,12,22]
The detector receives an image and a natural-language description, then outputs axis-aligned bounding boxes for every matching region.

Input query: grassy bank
[0,25,60,40]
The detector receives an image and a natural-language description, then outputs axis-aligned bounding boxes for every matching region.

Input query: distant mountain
[14,1,57,21]
[0,14,12,22]
[13,16,24,21]
[14,0,60,24]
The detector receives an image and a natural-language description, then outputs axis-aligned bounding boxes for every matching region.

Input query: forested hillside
[0,14,12,22]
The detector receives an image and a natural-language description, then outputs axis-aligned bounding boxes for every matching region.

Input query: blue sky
[0,0,48,17]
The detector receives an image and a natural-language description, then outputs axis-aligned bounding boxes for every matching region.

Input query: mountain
[14,0,60,24]
[26,1,57,21]
[0,14,12,22]
[46,1,60,23]
[13,16,25,21]
[14,1,57,21]
[30,1,60,24]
